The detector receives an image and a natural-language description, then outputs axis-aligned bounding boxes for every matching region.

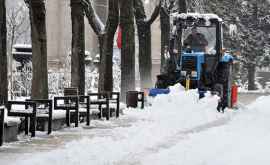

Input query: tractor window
[182,26,216,54]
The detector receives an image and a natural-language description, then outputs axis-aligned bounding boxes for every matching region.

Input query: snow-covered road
[1,85,270,165]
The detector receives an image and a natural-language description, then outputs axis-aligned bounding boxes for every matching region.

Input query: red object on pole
[231,85,238,107]
[117,26,122,49]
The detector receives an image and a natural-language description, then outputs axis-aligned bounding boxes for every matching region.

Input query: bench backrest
[6,101,37,116]
[64,88,78,96]
[87,92,109,100]
[0,108,4,146]
[54,96,79,110]
[26,99,53,114]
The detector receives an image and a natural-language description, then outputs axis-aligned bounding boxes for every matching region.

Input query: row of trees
[205,0,270,90]
[0,0,187,103]
[2,0,268,104]
[69,0,187,100]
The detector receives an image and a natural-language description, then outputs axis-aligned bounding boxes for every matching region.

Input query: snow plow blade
[149,88,170,97]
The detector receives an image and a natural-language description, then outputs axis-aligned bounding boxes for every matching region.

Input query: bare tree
[176,0,187,60]
[6,2,30,99]
[25,0,48,99]
[99,0,119,92]
[120,0,135,101]
[70,0,85,95]
[0,0,8,104]
[160,0,170,73]
[7,3,29,53]
[134,0,161,89]
[178,0,187,13]
[82,0,119,92]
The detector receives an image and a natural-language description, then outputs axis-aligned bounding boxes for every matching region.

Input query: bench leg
[106,100,110,120]
[110,108,113,117]
[25,117,29,135]
[0,109,4,146]
[106,107,110,120]
[75,109,79,127]
[116,103,120,118]
[86,108,90,126]
[30,115,36,137]
[98,105,102,119]
[66,110,70,127]
[48,113,52,134]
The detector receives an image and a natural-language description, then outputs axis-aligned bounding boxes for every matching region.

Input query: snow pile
[8,84,227,165]
[140,96,270,165]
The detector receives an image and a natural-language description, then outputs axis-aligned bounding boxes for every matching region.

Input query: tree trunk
[91,0,107,55]
[178,0,187,13]
[0,0,8,104]
[82,0,117,93]
[247,63,256,90]
[98,0,119,92]
[70,0,85,95]
[138,23,152,89]
[120,0,135,101]
[134,0,160,89]
[160,6,170,74]
[27,0,48,99]
[177,0,187,63]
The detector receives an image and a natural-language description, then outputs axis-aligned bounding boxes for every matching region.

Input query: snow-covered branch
[81,0,105,35]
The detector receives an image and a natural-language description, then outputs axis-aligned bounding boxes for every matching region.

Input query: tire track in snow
[114,114,235,165]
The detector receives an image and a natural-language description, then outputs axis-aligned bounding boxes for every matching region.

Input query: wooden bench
[88,92,110,120]
[108,92,120,118]
[64,88,90,125]
[6,101,37,137]
[53,96,79,127]
[87,92,121,119]
[26,99,53,134]
[0,108,4,146]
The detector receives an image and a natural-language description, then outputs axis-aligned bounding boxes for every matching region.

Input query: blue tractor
[154,13,234,111]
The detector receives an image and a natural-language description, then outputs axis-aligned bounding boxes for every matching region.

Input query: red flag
[117,26,122,49]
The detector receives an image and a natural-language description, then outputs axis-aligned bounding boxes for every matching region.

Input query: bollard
[231,85,238,108]
[185,75,190,91]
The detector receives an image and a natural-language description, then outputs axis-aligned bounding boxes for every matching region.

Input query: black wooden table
[88,92,110,120]
[26,99,53,134]
[6,101,37,137]
[54,96,79,127]
[0,107,4,146]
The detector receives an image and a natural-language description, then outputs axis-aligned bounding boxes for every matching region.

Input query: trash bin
[126,91,139,108]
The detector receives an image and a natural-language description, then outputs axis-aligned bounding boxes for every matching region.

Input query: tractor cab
[154,13,234,110]
[172,13,231,86]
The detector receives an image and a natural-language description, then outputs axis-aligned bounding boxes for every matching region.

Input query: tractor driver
[184,27,208,52]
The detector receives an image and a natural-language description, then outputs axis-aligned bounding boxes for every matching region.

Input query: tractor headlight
[191,71,197,77]
[181,71,187,76]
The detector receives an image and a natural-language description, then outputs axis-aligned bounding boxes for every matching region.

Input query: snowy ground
[1,85,270,165]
